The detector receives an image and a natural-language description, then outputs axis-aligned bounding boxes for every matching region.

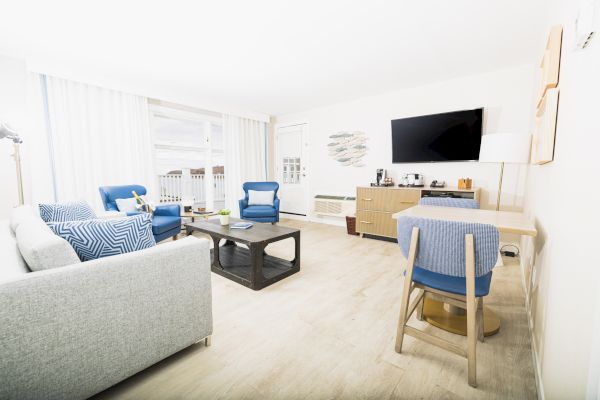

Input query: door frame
[274,121,310,218]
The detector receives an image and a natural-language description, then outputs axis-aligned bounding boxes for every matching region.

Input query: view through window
[152,106,225,211]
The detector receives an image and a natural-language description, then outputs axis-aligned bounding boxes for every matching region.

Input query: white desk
[392,205,537,237]
[392,205,537,336]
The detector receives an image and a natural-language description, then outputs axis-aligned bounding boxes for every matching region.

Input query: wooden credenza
[356,186,481,239]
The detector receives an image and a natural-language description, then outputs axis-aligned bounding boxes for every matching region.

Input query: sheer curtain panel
[222,115,266,217]
[40,75,156,210]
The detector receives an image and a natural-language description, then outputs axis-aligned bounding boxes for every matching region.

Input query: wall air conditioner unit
[314,195,356,217]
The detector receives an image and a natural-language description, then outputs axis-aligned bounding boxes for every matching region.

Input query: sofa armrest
[97,210,126,220]
[155,204,180,217]
[273,198,280,211]
[239,198,248,211]
[0,237,212,399]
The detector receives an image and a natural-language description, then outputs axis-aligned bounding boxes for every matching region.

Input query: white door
[276,124,308,215]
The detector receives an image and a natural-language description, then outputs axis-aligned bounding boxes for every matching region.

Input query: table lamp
[479,133,531,211]
[0,122,24,206]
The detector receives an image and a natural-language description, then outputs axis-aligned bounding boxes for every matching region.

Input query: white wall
[520,0,600,398]
[275,65,534,225]
[0,55,26,219]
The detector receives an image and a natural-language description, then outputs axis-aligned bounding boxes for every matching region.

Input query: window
[282,157,301,184]
[150,105,225,210]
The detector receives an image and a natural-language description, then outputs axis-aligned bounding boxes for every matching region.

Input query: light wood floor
[94,219,537,399]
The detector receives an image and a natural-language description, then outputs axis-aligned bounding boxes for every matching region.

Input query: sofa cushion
[16,219,81,272]
[243,205,277,218]
[0,221,30,282]
[9,204,39,233]
[115,195,149,213]
[248,190,275,206]
[39,200,97,223]
[115,197,139,213]
[47,213,156,261]
[152,215,181,235]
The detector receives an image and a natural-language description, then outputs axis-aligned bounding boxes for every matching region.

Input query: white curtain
[23,72,55,205]
[31,74,156,211]
[222,114,266,217]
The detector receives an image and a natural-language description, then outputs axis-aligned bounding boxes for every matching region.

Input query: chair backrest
[242,182,279,200]
[98,185,147,211]
[397,216,499,277]
[419,197,480,209]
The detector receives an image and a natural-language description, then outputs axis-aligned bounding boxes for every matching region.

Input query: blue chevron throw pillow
[39,200,97,223]
[47,213,156,261]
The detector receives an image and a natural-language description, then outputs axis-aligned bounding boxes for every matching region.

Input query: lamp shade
[0,122,22,143]
[479,133,531,164]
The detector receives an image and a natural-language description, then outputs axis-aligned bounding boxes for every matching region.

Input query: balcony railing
[158,174,225,203]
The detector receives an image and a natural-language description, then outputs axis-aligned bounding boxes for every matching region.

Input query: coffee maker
[376,169,385,186]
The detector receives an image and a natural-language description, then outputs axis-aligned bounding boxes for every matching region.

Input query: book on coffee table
[230,222,253,229]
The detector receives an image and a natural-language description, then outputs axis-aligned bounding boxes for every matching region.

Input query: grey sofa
[0,206,213,400]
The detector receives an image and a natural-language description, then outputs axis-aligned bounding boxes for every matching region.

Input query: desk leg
[422,298,500,337]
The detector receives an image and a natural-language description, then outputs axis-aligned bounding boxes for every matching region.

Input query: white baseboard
[280,212,349,228]
[520,256,545,400]
[307,214,346,227]
[279,213,309,221]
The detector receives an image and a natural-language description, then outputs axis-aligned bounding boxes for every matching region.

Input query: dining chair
[419,197,480,209]
[417,195,482,328]
[395,215,499,387]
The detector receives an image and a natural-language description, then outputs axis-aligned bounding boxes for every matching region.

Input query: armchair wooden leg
[477,298,484,343]
[173,235,178,241]
[465,234,477,388]
[395,227,419,353]
[395,283,411,353]
[205,335,212,346]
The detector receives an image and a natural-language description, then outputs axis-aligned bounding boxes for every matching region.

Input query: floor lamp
[479,133,531,211]
[0,122,24,206]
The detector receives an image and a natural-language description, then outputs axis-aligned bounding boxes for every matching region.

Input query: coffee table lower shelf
[211,244,299,290]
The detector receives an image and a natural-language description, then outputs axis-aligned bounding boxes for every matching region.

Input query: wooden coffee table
[185,218,300,290]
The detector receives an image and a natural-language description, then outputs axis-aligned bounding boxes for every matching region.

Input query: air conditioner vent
[314,195,355,217]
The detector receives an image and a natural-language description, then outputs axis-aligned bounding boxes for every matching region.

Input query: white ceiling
[0,0,546,116]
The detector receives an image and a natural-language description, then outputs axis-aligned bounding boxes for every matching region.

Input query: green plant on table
[217,209,231,216]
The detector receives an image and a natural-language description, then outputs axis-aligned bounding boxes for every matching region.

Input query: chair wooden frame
[395,227,484,387]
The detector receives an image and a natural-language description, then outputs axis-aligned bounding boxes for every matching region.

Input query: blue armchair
[99,185,181,242]
[239,182,280,224]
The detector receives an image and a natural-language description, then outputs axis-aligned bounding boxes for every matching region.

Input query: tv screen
[391,108,483,163]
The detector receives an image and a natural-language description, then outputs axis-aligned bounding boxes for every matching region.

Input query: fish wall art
[327,131,368,167]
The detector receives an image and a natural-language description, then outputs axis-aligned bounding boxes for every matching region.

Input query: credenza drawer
[356,210,397,238]
[357,187,419,212]
[386,191,420,212]
[356,188,387,211]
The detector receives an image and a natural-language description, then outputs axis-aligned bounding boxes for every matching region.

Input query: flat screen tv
[391,108,483,163]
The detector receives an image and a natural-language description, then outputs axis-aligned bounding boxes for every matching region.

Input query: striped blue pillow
[39,200,97,222]
[47,214,156,261]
